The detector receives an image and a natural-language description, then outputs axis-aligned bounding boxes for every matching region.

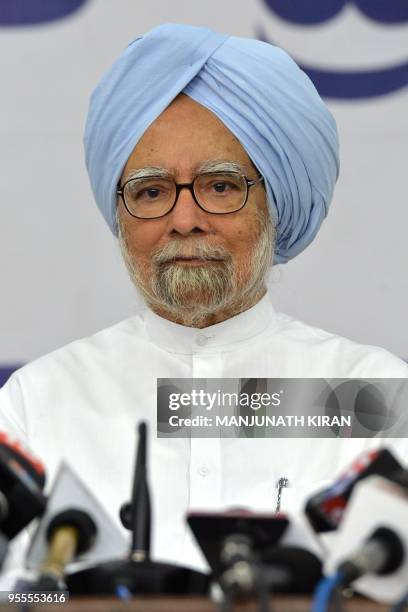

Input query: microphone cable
[312,571,345,612]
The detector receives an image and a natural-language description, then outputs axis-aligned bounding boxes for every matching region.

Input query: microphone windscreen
[47,509,97,554]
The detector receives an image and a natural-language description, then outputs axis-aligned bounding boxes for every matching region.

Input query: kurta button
[196,334,208,346]
[197,465,209,477]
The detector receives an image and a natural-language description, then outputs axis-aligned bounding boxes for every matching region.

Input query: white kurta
[0,294,407,574]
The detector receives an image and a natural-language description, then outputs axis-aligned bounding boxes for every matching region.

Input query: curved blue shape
[355,0,408,24]
[263,0,408,25]
[262,0,345,25]
[0,366,20,387]
[258,28,408,99]
[304,61,408,99]
[0,0,88,26]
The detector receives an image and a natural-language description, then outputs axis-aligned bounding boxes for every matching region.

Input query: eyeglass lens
[122,173,248,218]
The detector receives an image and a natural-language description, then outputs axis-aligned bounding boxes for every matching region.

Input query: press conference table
[0,596,390,611]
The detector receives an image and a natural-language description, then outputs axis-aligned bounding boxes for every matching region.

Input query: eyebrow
[123,160,248,183]
[124,167,170,182]
[196,160,246,174]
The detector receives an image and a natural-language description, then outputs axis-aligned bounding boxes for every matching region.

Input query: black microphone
[0,431,46,540]
[120,422,151,560]
[130,422,150,560]
[305,447,402,533]
[67,421,210,596]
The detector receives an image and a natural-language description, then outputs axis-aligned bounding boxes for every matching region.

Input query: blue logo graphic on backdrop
[263,0,408,25]
[260,0,408,98]
[0,0,88,25]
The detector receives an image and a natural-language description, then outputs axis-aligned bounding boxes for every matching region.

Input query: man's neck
[146,287,267,328]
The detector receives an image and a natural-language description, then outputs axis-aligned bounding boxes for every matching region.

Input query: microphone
[325,473,408,603]
[0,431,46,546]
[305,447,401,533]
[26,462,128,573]
[336,526,404,585]
[220,543,323,596]
[187,509,293,608]
[67,421,210,596]
[219,533,270,598]
[187,510,289,578]
[35,509,97,590]
[120,422,151,561]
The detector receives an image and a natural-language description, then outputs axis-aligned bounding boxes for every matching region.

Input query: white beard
[118,210,275,327]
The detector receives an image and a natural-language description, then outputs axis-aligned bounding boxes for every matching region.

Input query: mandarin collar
[143,293,277,354]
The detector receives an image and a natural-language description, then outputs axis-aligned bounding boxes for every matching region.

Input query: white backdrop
[1,0,407,378]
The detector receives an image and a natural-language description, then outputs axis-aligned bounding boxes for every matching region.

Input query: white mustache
[152,241,231,264]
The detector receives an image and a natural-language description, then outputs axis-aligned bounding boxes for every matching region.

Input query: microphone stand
[218,534,276,612]
[67,422,209,596]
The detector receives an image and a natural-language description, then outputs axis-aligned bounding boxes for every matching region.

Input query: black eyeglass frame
[116,172,265,220]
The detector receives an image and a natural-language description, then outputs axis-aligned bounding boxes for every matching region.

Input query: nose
[168,185,212,237]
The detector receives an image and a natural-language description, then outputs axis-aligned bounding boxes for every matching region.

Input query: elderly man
[0,24,407,575]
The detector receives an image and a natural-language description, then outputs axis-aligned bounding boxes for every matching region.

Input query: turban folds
[84,24,339,264]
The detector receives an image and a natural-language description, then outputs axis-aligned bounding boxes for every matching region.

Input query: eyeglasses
[116,172,264,220]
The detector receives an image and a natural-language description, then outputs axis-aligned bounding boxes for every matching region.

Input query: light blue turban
[84,23,339,264]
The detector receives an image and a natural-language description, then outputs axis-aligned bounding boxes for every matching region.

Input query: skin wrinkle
[116,94,276,328]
